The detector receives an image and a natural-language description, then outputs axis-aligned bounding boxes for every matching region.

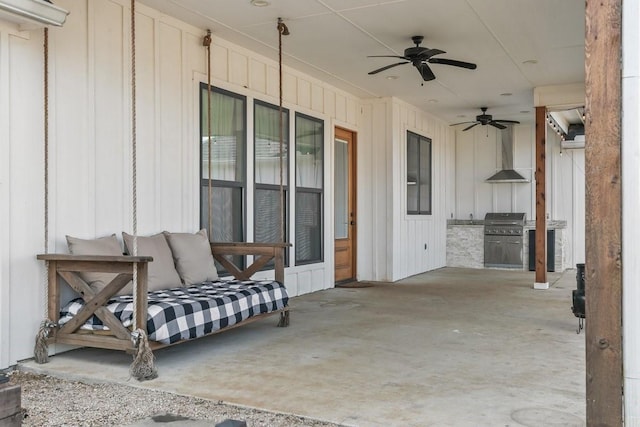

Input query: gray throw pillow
[122,232,182,292]
[164,229,218,286]
[65,234,131,295]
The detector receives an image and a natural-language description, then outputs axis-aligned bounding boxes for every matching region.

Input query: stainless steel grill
[484,213,526,268]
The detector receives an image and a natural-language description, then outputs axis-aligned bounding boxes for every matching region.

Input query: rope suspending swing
[128,0,157,381]
[34,27,55,364]
[277,18,289,245]
[203,30,213,240]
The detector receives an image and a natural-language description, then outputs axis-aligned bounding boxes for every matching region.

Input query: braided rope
[203,30,213,240]
[130,0,138,328]
[278,20,285,244]
[43,27,49,316]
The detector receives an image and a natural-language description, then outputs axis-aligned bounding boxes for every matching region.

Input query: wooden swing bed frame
[38,242,290,353]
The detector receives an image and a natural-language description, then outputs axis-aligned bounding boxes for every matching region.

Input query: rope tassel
[130,329,157,381]
[34,320,55,364]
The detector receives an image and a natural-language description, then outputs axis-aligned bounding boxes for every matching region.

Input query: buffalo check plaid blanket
[58,280,288,344]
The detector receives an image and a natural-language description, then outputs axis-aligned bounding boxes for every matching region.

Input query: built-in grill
[484,212,526,268]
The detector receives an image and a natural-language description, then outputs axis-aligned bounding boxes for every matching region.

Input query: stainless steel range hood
[486,126,529,183]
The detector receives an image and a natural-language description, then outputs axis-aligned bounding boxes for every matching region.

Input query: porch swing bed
[34,4,294,380]
[38,241,290,352]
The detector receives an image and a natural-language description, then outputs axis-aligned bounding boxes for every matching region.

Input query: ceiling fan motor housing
[477,113,492,124]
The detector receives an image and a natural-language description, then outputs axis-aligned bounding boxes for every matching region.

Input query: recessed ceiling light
[250,0,270,6]
[386,75,398,80]
[500,92,512,97]
[428,99,438,103]
[522,59,538,65]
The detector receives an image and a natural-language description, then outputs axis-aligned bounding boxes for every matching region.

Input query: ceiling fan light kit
[367,35,477,83]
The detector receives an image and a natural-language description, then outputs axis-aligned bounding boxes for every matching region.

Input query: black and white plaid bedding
[58,280,288,344]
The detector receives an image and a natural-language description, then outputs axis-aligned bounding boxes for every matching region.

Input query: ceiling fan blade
[367,55,409,60]
[416,62,436,81]
[416,48,446,59]
[489,122,507,130]
[368,61,409,75]
[450,121,476,126]
[494,119,521,124]
[463,123,480,131]
[429,58,477,70]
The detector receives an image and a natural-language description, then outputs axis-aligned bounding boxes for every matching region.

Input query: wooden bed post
[133,261,148,333]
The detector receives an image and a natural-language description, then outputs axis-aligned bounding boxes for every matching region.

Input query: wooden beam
[534,106,547,286]
[585,0,623,424]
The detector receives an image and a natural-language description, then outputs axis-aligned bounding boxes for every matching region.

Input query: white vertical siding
[1,0,372,367]
[356,97,452,282]
[450,121,584,270]
[390,99,452,280]
[1,25,47,368]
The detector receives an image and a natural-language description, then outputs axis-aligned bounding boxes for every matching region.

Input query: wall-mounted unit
[561,134,585,149]
[0,0,69,28]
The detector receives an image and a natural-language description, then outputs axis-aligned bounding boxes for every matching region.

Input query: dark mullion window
[200,83,247,254]
[295,113,324,264]
[407,131,432,215]
[254,101,289,266]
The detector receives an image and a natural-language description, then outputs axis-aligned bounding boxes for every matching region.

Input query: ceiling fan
[450,107,520,131]
[367,35,477,83]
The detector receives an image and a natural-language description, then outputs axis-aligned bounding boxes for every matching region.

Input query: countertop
[447,219,567,229]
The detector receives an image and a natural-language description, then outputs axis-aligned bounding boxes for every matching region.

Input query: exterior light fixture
[0,0,69,28]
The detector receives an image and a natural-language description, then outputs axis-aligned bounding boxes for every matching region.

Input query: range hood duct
[486,126,529,183]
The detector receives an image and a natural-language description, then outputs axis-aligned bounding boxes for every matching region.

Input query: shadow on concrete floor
[20,267,585,427]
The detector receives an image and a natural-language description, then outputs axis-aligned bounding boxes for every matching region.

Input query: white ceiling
[137,0,585,125]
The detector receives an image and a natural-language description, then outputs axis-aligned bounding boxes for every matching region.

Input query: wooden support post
[585,0,623,424]
[534,106,548,289]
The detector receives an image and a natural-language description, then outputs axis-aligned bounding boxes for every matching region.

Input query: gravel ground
[7,370,343,427]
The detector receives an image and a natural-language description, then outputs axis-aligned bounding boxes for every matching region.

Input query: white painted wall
[453,124,535,219]
[0,0,367,367]
[356,98,454,282]
[451,122,585,269]
[0,21,48,371]
[547,131,586,268]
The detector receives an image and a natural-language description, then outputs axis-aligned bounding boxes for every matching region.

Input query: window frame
[253,99,290,264]
[406,130,432,216]
[199,83,248,243]
[294,112,324,265]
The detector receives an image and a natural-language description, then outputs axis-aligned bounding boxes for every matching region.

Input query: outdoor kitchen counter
[446,221,485,268]
[446,219,567,270]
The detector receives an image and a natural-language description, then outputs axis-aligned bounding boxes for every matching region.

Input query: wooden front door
[334,127,356,283]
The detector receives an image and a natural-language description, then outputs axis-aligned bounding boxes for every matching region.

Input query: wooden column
[585,0,623,424]
[534,106,547,287]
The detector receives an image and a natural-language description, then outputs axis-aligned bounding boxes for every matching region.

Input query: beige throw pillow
[164,229,218,286]
[65,234,130,295]
[122,232,182,292]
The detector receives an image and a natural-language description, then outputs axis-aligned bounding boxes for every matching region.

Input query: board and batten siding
[357,98,454,282]
[451,122,585,270]
[0,22,49,371]
[0,0,367,367]
[454,124,535,220]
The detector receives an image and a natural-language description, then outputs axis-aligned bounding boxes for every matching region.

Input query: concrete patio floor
[20,267,585,426]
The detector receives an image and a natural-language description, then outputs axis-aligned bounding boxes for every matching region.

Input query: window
[407,131,432,215]
[295,113,323,264]
[200,84,246,245]
[254,101,289,248]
